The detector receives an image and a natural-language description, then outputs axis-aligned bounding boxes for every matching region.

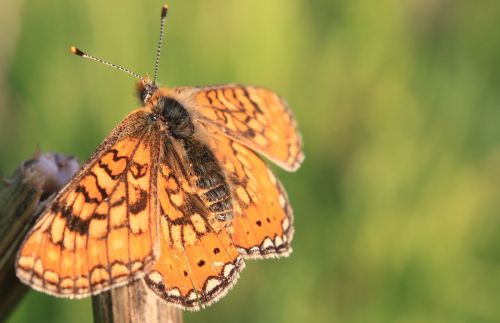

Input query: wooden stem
[92,279,183,323]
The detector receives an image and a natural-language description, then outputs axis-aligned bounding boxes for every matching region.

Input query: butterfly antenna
[153,4,168,85]
[70,46,143,80]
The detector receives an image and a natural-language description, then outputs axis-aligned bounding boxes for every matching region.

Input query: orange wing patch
[16,111,158,298]
[144,155,244,310]
[207,132,294,259]
[177,85,304,172]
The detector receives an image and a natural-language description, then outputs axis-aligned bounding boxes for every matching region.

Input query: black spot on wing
[129,189,148,214]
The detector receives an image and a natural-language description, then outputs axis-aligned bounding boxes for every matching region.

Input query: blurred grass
[2,0,500,322]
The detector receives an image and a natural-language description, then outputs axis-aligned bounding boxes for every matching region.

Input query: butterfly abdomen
[157,95,233,222]
[183,138,233,220]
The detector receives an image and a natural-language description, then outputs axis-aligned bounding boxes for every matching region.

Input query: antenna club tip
[70,46,84,56]
[161,4,168,17]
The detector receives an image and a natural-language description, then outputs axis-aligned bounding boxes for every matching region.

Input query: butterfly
[15,4,303,310]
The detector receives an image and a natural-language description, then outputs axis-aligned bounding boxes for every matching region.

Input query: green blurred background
[2,0,500,322]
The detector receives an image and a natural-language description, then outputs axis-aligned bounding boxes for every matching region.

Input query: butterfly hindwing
[207,131,294,259]
[16,109,159,297]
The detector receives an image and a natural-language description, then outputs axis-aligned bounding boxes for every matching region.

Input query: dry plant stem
[92,279,183,323]
[0,152,80,321]
[0,166,43,322]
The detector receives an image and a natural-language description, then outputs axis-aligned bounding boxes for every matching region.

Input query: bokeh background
[2,0,500,322]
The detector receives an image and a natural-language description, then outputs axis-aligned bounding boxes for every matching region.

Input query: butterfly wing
[16,109,160,297]
[172,85,304,171]
[168,85,299,258]
[144,136,244,310]
[206,130,294,259]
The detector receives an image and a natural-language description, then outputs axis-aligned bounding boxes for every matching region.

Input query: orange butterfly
[15,4,303,310]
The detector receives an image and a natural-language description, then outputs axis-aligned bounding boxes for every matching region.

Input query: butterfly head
[137,76,159,104]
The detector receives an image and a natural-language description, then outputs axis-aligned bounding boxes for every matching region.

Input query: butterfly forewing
[16,109,160,297]
[184,85,304,172]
